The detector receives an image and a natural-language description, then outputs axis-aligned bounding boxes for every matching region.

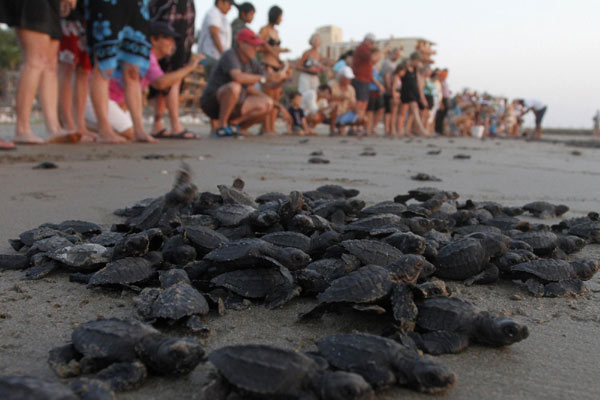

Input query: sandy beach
[1,126,599,400]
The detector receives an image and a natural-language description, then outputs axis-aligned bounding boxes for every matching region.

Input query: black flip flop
[151,129,169,139]
[167,129,201,140]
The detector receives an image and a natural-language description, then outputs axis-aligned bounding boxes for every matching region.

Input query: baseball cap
[338,66,355,80]
[237,28,265,46]
[364,33,376,42]
[150,22,180,38]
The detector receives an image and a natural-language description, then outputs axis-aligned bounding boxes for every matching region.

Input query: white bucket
[471,125,485,139]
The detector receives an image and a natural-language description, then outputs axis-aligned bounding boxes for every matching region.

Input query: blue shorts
[336,112,358,126]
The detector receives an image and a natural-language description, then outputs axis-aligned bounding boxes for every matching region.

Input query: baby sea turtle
[358,201,408,218]
[316,333,456,393]
[316,184,360,199]
[203,238,311,272]
[261,231,312,253]
[523,201,569,219]
[299,265,393,319]
[343,214,407,236]
[184,226,229,256]
[327,240,404,267]
[135,270,210,330]
[384,232,427,255]
[512,231,558,256]
[510,259,599,297]
[87,252,163,288]
[203,344,374,400]
[48,318,204,389]
[434,238,489,280]
[385,254,436,283]
[48,244,111,272]
[0,376,80,400]
[211,267,300,309]
[111,229,164,260]
[409,297,529,355]
[295,255,362,295]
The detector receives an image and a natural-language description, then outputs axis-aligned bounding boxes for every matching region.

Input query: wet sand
[1,127,599,399]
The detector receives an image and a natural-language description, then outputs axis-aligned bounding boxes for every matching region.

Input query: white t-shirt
[302,89,329,115]
[524,98,546,111]
[197,6,232,60]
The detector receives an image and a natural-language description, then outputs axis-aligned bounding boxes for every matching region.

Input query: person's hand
[59,0,75,17]
[377,82,385,93]
[187,54,205,69]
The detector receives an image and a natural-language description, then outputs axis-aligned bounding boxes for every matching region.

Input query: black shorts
[383,94,394,114]
[200,93,220,120]
[352,80,371,102]
[0,0,62,40]
[367,93,384,111]
[534,107,547,126]
[401,90,419,104]
[425,95,434,110]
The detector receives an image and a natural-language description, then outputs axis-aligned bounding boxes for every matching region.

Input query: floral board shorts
[84,0,152,78]
[59,21,92,70]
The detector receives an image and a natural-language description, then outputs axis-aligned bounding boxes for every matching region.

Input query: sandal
[213,127,237,138]
[167,129,201,140]
[151,129,169,139]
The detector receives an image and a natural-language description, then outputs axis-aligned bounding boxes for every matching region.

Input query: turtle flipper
[544,279,585,297]
[265,283,302,309]
[95,361,147,392]
[408,331,470,355]
[48,344,82,378]
[464,264,499,286]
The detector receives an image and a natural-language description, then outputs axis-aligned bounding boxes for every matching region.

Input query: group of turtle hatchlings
[1,164,599,399]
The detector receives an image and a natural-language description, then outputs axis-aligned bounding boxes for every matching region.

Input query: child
[287,91,308,135]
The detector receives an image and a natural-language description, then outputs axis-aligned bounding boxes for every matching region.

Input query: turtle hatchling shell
[317,265,393,305]
[511,259,575,282]
[208,344,318,397]
[340,240,404,266]
[261,231,312,253]
[211,268,292,298]
[0,376,78,400]
[72,319,159,362]
[435,238,487,280]
[88,257,156,287]
[49,244,111,271]
[147,283,209,321]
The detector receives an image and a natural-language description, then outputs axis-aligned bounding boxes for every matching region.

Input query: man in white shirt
[516,98,547,139]
[197,0,233,77]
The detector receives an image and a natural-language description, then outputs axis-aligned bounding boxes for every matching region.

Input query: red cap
[237,28,265,46]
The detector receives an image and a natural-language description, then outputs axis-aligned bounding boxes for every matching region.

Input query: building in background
[315,25,436,65]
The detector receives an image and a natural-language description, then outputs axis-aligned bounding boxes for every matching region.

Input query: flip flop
[151,129,169,139]
[0,141,16,151]
[166,129,201,140]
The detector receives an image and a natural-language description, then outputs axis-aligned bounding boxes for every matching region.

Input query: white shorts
[85,97,133,134]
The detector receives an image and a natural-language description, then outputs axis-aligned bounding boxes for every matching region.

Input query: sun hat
[339,66,355,80]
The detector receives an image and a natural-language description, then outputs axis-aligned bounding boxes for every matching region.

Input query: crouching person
[85,22,203,140]
[200,28,291,137]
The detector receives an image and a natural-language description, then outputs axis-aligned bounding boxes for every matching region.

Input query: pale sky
[196,0,599,128]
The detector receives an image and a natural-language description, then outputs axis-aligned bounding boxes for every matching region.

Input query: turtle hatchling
[523,201,569,219]
[316,333,456,393]
[203,344,374,400]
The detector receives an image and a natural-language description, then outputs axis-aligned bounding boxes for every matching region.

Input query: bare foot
[134,133,159,143]
[97,133,128,144]
[0,139,15,150]
[14,133,45,145]
[80,133,98,143]
[47,132,82,144]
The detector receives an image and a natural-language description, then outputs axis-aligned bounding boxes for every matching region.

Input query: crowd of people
[0,0,581,151]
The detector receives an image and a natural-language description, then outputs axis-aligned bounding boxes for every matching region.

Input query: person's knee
[264,97,274,112]
[122,65,141,83]
[226,82,242,96]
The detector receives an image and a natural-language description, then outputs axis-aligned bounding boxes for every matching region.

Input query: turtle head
[136,335,205,376]
[276,248,311,271]
[320,371,374,400]
[571,259,600,280]
[409,358,457,394]
[476,317,529,347]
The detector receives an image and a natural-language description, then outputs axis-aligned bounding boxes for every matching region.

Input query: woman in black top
[0,0,78,144]
[396,52,428,137]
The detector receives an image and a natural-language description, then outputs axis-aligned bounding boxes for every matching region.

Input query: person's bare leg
[396,103,408,137]
[216,82,242,128]
[40,39,73,140]
[58,62,76,131]
[166,80,185,134]
[329,106,338,136]
[90,62,127,143]
[74,68,95,141]
[373,108,384,135]
[152,93,166,134]
[230,94,273,130]
[13,29,48,143]
[410,102,427,136]
[366,111,374,134]
[122,63,157,143]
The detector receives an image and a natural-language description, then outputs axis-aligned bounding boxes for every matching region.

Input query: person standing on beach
[197,0,233,79]
[380,48,401,136]
[231,2,255,46]
[352,33,383,123]
[85,0,157,143]
[397,52,427,137]
[58,0,95,142]
[0,0,81,145]
[515,98,547,139]
[148,0,199,140]
[297,34,324,95]
[593,110,600,137]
